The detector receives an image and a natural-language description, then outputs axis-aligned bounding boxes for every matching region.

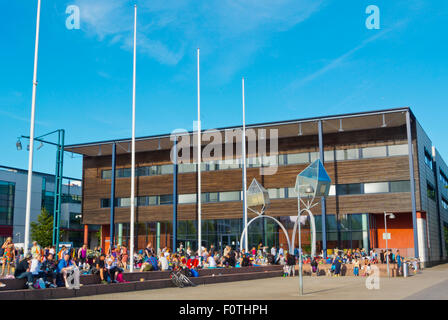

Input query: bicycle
[169,270,196,288]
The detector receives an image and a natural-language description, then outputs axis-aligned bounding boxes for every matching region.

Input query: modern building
[65,107,448,265]
[0,165,94,248]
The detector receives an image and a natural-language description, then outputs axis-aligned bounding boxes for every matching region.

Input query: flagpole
[242,77,248,252]
[197,48,202,260]
[24,0,42,252]
[130,4,137,272]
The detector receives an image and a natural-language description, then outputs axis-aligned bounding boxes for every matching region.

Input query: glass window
[137,196,148,207]
[326,215,338,231]
[288,187,297,198]
[335,148,359,161]
[137,167,148,177]
[160,165,173,175]
[101,170,112,179]
[336,183,362,195]
[100,199,110,208]
[427,182,436,201]
[148,196,158,206]
[247,157,261,168]
[350,214,363,230]
[209,192,219,203]
[278,155,286,166]
[268,188,285,199]
[328,185,336,196]
[207,161,219,171]
[390,181,410,193]
[362,146,387,158]
[442,197,448,210]
[159,194,173,205]
[261,155,278,167]
[310,152,319,162]
[324,150,334,162]
[179,194,196,204]
[220,160,240,170]
[424,148,433,169]
[440,170,448,188]
[364,182,389,194]
[118,197,131,207]
[286,153,309,165]
[148,166,160,175]
[179,163,196,173]
[388,144,408,156]
[219,191,240,202]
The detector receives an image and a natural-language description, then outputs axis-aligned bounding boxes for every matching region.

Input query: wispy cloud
[286,20,410,91]
[73,0,324,77]
[0,109,50,127]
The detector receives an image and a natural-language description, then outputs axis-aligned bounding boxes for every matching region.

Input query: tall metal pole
[130,4,137,272]
[384,212,390,277]
[197,48,202,258]
[406,110,419,259]
[110,143,116,252]
[172,138,178,251]
[242,77,248,252]
[318,120,327,259]
[298,197,303,296]
[55,130,65,253]
[24,0,42,252]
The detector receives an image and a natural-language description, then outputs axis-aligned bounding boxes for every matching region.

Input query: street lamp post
[17,129,65,252]
[384,211,395,277]
[23,0,42,253]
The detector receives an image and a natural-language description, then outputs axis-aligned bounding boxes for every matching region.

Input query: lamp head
[16,139,22,151]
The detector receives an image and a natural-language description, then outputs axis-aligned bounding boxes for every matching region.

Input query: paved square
[65,264,448,300]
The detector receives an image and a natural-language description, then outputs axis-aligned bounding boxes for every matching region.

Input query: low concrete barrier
[0,265,283,300]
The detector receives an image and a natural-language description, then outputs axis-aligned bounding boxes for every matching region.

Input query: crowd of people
[0,236,419,290]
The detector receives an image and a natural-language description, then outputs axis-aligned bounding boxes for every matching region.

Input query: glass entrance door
[219,234,240,251]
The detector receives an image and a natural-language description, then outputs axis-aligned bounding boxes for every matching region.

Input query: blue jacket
[57,259,73,273]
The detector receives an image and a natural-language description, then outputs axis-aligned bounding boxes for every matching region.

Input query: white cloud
[73,0,324,76]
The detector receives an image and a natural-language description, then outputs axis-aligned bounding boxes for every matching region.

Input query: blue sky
[1,0,447,179]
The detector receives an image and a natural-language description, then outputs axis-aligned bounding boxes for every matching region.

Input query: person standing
[78,244,88,269]
[278,244,284,256]
[353,258,360,276]
[396,250,402,276]
[30,241,41,259]
[1,239,15,277]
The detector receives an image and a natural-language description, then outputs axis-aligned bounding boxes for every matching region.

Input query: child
[353,258,360,276]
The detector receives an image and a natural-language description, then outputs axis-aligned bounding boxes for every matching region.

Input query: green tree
[30,208,63,247]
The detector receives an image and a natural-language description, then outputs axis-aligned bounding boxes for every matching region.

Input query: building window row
[101,144,409,179]
[99,180,411,208]
[0,181,15,226]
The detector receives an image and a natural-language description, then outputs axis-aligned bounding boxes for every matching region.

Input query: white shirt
[278,248,284,256]
[159,256,169,271]
[271,248,276,256]
[30,259,41,275]
[207,256,216,267]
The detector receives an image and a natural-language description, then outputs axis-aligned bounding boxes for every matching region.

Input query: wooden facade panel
[82,192,413,225]
[81,124,422,225]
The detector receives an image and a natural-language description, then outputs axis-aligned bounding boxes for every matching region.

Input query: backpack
[190,269,199,277]
[116,273,126,283]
